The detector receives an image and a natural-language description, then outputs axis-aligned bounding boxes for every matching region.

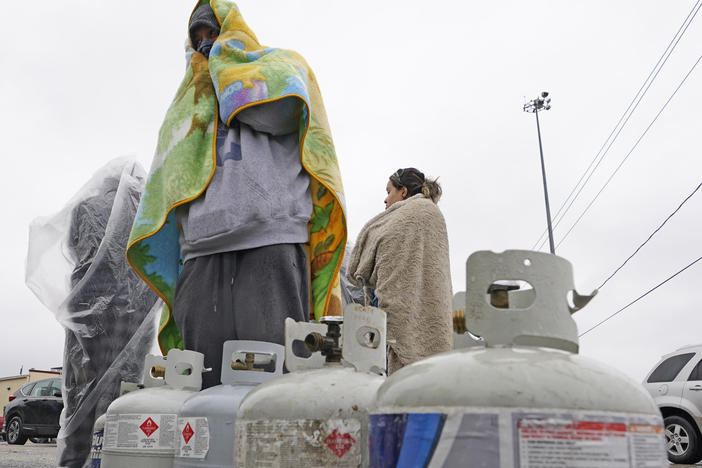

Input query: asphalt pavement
[0,441,699,467]
[0,441,57,468]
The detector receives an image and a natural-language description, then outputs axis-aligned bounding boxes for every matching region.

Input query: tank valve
[487,283,520,309]
[150,366,166,378]
[305,317,343,363]
[453,309,467,334]
[231,353,263,371]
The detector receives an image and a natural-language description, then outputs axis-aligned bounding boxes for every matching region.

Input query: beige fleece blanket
[347,194,453,370]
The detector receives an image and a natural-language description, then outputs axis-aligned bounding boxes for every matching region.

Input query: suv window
[647,352,696,383]
[50,379,62,396]
[30,380,54,397]
[20,382,36,396]
[689,359,702,381]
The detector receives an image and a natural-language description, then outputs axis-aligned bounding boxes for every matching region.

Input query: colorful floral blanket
[127,0,346,352]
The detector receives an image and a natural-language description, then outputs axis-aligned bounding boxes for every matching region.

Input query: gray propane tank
[174,340,285,467]
[101,349,205,468]
[370,250,667,467]
[235,304,387,467]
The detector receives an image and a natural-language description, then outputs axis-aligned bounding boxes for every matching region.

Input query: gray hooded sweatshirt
[178,97,311,261]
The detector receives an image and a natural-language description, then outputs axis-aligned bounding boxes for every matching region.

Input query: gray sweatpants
[173,244,309,388]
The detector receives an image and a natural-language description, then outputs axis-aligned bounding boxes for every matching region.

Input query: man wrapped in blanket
[127,0,347,388]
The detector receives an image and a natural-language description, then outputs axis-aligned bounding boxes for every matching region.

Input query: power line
[532,0,702,251]
[597,180,702,290]
[556,54,702,249]
[535,0,702,251]
[580,255,702,337]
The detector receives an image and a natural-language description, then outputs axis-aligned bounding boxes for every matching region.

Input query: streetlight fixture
[523,91,555,254]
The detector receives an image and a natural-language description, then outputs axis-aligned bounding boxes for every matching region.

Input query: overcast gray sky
[1,0,700,384]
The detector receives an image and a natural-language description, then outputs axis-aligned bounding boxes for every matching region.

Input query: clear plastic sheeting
[340,242,364,306]
[26,158,160,468]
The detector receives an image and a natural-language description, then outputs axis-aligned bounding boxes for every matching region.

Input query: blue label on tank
[88,429,104,467]
[369,413,446,468]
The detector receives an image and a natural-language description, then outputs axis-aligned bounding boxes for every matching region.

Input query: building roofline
[0,369,62,382]
[28,369,61,375]
[0,375,27,382]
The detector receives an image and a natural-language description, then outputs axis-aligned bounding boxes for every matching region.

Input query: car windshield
[647,352,696,383]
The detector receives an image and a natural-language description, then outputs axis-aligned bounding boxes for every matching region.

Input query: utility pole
[524,91,555,254]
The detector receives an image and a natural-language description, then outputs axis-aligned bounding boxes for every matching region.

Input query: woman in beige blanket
[347,168,453,374]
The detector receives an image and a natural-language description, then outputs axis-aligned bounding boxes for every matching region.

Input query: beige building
[1,369,62,417]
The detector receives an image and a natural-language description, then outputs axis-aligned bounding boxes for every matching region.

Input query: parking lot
[0,440,699,467]
[0,441,56,468]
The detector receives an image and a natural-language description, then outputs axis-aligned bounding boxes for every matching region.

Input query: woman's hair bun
[421,178,442,203]
[390,167,442,203]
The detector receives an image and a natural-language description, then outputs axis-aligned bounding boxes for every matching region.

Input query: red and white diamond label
[140,417,159,437]
[104,414,177,451]
[235,418,361,467]
[177,417,210,459]
[324,428,356,458]
[181,423,194,444]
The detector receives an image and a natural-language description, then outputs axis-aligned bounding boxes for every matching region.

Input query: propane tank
[174,340,284,467]
[370,250,667,467]
[101,349,205,468]
[87,413,106,468]
[88,381,145,467]
[235,304,387,467]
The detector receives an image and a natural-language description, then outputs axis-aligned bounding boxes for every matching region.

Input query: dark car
[2,378,63,445]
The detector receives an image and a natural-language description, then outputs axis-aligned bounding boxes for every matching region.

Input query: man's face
[192,25,218,49]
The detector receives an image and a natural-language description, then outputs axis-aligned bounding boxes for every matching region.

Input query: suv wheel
[665,415,702,464]
[6,416,28,445]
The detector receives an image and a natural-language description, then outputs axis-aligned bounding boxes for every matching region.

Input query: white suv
[643,344,702,464]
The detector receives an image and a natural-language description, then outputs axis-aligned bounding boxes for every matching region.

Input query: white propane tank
[88,380,145,467]
[235,304,387,467]
[174,340,285,467]
[370,250,667,468]
[101,349,205,468]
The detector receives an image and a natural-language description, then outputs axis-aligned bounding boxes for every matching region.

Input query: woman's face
[384,180,407,209]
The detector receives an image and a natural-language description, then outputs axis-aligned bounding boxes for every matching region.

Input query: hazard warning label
[369,407,666,467]
[140,417,159,437]
[104,413,177,451]
[517,419,628,467]
[177,417,210,459]
[513,411,666,468]
[182,422,194,443]
[324,428,356,458]
[235,418,361,467]
[628,424,666,468]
